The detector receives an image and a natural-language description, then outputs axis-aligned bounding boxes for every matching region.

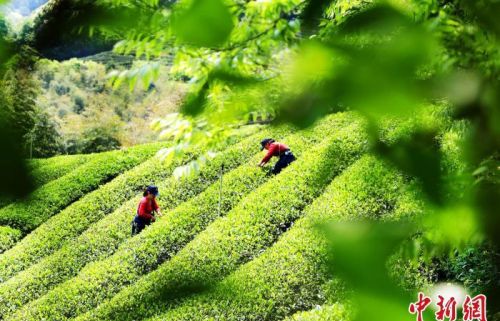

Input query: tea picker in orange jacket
[258,138,296,174]
[131,185,163,235]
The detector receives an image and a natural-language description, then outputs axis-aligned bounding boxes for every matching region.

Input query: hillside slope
[0,110,472,321]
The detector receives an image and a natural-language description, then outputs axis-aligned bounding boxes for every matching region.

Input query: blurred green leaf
[181,68,261,116]
[300,0,332,35]
[339,4,410,34]
[422,205,484,254]
[322,221,414,294]
[181,80,210,115]
[375,130,444,205]
[458,0,500,37]
[172,0,234,47]
[321,221,416,321]
[277,4,439,127]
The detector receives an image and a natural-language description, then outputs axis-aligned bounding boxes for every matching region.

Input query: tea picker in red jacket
[259,138,296,174]
[131,185,163,235]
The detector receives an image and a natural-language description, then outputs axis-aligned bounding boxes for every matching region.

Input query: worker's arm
[153,199,162,217]
[259,144,276,166]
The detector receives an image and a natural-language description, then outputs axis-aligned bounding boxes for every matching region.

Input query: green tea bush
[7,113,363,321]
[0,143,165,282]
[26,153,86,171]
[0,130,274,316]
[30,154,90,187]
[0,227,22,254]
[283,304,349,321]
[73,120,368,321]
[145,156,423,321]
[0,155,89,210]
[0,143,162,234]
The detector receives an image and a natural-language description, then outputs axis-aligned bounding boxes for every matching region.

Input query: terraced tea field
[0,111,464,321]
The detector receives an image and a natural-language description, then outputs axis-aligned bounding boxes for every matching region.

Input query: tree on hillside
[0,19,34,197]
[2,46,38,143]
[28,109,63,157]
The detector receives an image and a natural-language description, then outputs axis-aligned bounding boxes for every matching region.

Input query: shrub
[7,113,364,321]
[143,156,423,321]
[0,143,162,234]
[0,227,22,254]
[71,118,368,321]
[79,126,122,154]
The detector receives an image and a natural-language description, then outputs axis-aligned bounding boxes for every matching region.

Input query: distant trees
[32,58,186,154]
[28,110,63,158]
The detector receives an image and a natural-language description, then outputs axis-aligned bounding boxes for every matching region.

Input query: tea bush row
[0,129,277,316]
[0,143,166,281]
[146,156,423,321]
[283,304,348,321]
[0,143,163,234]
[26,153,88,171]
[0,155,90,210]
[72,119,368,321]
[30,154,90,187]
[7,113,362,321]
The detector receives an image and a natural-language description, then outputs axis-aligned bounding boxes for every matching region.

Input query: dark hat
[260,138,275,150]
[146,185,159,196]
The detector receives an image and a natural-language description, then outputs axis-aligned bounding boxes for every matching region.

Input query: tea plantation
[0,111,467,321]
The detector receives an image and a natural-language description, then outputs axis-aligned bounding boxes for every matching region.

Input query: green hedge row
[0,143,166,282]
[72,118,368,321]
[0,129,276,317]
[7,113,361,321]
[0,155,90,210]
[0,227,22,254]
[0,143,163,235]
[283,304,349,321]
[26,153,87,171]
[30,154,90,187]
[145,156,423,321]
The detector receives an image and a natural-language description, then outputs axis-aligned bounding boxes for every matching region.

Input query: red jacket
[261,142,290,164]
[137,197,159,221]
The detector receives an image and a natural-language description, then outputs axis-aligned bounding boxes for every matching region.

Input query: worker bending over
[131,185,163,235]
[259,138,296,174]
